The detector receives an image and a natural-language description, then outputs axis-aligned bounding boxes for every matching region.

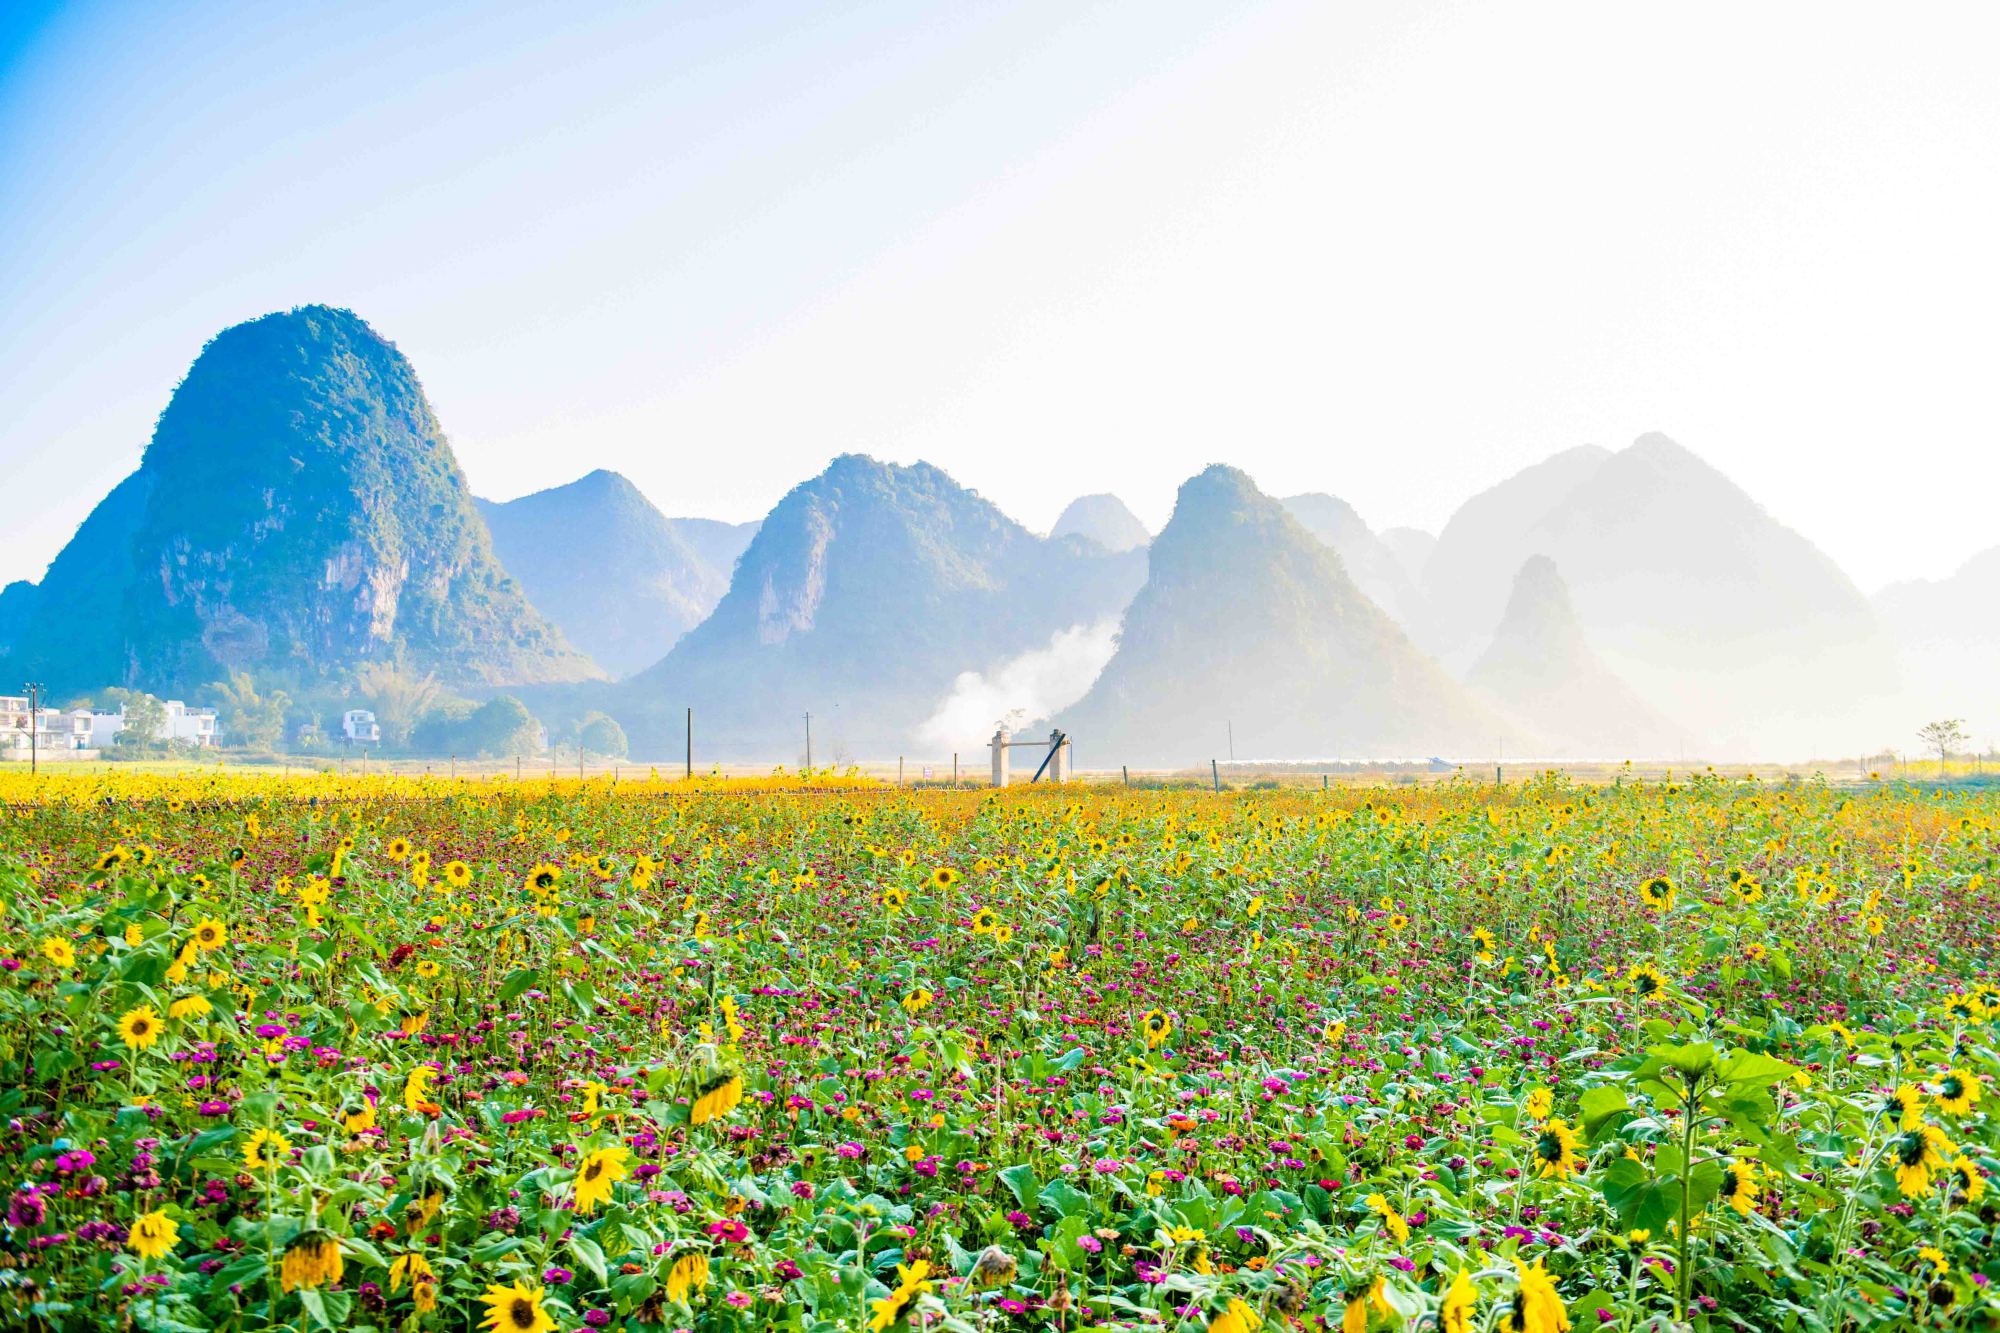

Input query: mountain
[1466,556,1681,757]
[9,306,599,695]
[1050,493,1149,552]
[1280,492,1424,630]
[614,455,1146,759]
[1055,465,1516,765]
[1378,527,1435,585]
[478,470,754,677]
[1874,547,2000,737]
[1419,444,1612,662]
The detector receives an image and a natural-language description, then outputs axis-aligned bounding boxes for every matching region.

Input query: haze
[4,0,1998,594]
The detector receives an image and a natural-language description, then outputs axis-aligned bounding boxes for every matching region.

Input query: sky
[3,0,1997,594]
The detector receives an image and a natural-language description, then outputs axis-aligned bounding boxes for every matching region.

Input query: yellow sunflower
[573,1145,630,1214]
[117,1005,163,1051]
[478,1281,555,1333]
[1532,1120,1584,1180]
[127,1209,180,1260]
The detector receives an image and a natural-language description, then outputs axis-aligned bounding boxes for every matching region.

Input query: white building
[0,697,95,757]
[85,698,221,749]
[342,709,381,744]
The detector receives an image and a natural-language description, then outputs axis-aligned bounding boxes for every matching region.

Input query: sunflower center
[509,1298,536,1327]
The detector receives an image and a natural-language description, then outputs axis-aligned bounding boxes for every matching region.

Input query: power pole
[1227,720,1234,761]
[804,712,813,772]
[685,707,693,779]
[23,682,42,776]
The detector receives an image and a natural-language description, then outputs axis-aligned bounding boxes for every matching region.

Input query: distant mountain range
[1,307,597,694]
[478,471,756,677]
[1055,466,1512,764]
[0,304,1961,760]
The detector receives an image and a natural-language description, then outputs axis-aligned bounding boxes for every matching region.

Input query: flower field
[0,771,1995,1333]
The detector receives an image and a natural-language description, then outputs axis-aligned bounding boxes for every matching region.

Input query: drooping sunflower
[901,989,933,1016]
[1532,1120,1584,1181]
[167,994,212,1021]
[478,1281,556,1333]
[1638,876,1674,911]
[1719,1158,1759,1216]
[1500,1257,1570,1333]
[1948,1153,1987,1205]
[127,1209,179,1261]
[1365,1192,1409,1244]
[573,1145,630,1214]
[1142,1009,1174,1050]
[1208,1297,1264,1333]
[279,1230,345,1292]
[692,1073,744,1126]
[1471,927,1498,963]
[341,1099,378,1136]
[403,1065,439,1112]
[971,1245,1017,1288]
[1891,1125,1952,1197]
[1935,1069,1982,1116]
[1524,1086,1554,1121]
[242,1127,292,1170]
[388,1252,435,1293]
[1440,1268,1479,1333]
[665,1251,710,1303]
[117,1005,163,1051]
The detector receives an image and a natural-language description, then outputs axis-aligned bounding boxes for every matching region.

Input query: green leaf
[498,968,540,1005]
[1578,1086,1630,1142]
[998,1163,1040,1210]
[570,1234,609,1287]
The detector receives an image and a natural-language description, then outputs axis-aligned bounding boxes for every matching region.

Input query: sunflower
[385,837,412,861]
[881,886,910,912]
[167,994,212,1021]
[117,1005,163,1050]
[1524,1086,1554,1121]
[279,1230,344,1292]
[1885,1084,1925,1129]
[243,1127,292,1170]
[1500,1257,1570,1333]
[389,1251,435,1293]
[1532,1120,1584,1180]
[868,1259,933,1331]
[1638,876,1674,911]
[443,860,472,888]
[1891,1125,1952,1197]
[1471,926,1497,962]
[1365,1192,1409,1244]
[971,1245,1017,1288]
[1209,1296,1264,1333]
[40,936,75,969]
[478,1281,555,1333]
[901,989,933,1016]
[691,1074,744,1126]
[342,1099,378,1135]
[404,1065,439,1111]
[1142,1009,1174,1050]
[927,867,961,890]
[1440,1268,1479,1333]
[1948,1154,1987,1205]
[1719,1158,1758,1216]
[127,1209,179,1261]
[1625,962,1667,998]
[1918,1246,1948,1278]
[969,906,999,935]
[665,1251,710,1303]
[524,863,562,894]
[1935,1069,1981,1116]
[573,1145,630,1213]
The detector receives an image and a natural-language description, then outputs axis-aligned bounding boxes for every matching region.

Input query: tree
[459,696,542,759]
[354,663,442,749]
[575,711,629,759]
[1918,718,1967,768]
[205,671,290,751]
[103,689,166,750]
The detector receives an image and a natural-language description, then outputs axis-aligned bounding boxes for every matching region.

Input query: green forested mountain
[6,306,600,694]
[1056,465,1514,764]
[615,454,1146,759]
[478,470,757,677]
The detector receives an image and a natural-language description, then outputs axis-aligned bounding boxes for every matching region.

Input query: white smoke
[917,618,1120,751]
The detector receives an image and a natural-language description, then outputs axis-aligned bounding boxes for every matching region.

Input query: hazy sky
[3,0,1997,593]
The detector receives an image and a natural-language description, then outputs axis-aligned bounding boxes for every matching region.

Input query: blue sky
[4,0,1999,593]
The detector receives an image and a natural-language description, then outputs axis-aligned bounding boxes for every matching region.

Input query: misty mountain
[1874,547,2000,734]
[1421,434,1896,752]
[1378,527,1435,585]
[1467,556,1682,757]
[1055,465,1517,765]
[1050,493,1150,552]
[614,454,1146,759]
[1280,492,1425,630]
[6,306,600,695]
[478,470,755,677]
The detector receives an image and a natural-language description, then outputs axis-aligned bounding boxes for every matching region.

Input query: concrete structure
[0,697,97,758]
[342,709,381,744]
[989,726,1072,787]
[82,698,221,750]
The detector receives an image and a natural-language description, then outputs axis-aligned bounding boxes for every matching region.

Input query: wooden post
[1321,773,1328,792]
[1211,759,1220,793]
[898,757,904,786]
[1122,765,1129,787]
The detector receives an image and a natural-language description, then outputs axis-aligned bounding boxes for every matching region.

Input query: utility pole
[23,682,41,776]
[685,707,693,780]
[1211,759,1221,793]
[1227,720,1234,761]
[804,712,813,772]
